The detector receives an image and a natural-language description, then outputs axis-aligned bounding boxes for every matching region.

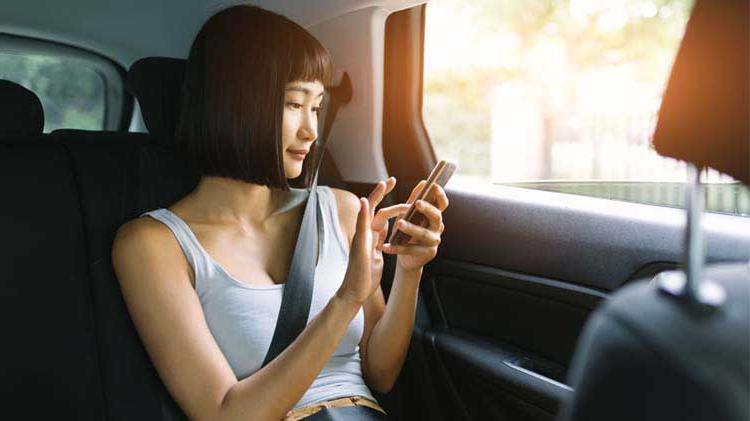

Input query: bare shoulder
[328,187,360,245]
[112,216,194,288]
[114,215,169,244]
[113,216,175,261]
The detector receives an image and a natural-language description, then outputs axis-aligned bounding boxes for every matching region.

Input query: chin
[285,167,303,180]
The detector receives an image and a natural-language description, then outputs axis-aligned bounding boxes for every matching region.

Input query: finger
[382,242,438,258]
[372,203,410,231]
[383,176,397,196]
[414,199,443,232]
[393,219,441,247]
[367,177,397,214]
[427,183,449,211]
[388,179,427,230]
[367,181,385,214]
[406,180,428,205]
[376,221,388,251]
[352,197,372,255]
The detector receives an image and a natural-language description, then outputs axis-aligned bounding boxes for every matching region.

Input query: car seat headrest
[0,79,44,135]
[652,0,749,184]
[126,57,186,142]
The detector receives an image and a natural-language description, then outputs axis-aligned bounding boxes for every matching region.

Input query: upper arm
[111,218,237,421]
[329,187,386,372]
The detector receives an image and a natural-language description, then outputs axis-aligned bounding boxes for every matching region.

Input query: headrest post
[657,163,726,310]
[683,163,705,302]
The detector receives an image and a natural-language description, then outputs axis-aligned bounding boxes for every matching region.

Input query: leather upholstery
[0,79,44,135]
[126,57,186,143]
[560,263,749,421]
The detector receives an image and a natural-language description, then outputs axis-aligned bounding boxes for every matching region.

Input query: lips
[288,149,308,161]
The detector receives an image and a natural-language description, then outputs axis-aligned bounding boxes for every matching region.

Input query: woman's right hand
[336,178,402,305]
[336,197,376,306]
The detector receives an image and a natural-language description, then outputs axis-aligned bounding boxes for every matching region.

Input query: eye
[286,102,303,110]
[313,105,324,115]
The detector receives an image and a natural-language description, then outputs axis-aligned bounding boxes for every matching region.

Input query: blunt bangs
[286,27,332,87]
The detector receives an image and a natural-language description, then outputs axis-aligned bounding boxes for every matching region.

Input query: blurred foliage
[424,0,695,177]
[470,0,694,73]
[0,53,104,132]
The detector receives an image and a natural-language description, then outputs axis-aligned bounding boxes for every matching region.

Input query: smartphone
[388,159,457,246]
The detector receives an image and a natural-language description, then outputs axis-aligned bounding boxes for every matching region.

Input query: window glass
[1,53,104,132]
[423,0,749,217]
[0,37,124,133]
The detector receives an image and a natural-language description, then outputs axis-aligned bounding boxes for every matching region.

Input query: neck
[185,176,296,228]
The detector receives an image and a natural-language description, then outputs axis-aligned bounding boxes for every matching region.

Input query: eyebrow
[285,86,325,98]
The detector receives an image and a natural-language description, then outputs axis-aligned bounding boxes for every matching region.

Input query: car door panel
[405,186,750,420]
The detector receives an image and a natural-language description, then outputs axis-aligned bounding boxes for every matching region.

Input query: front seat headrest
[652,0,749,184]
[126,57,186,142]
[0,79,44,135]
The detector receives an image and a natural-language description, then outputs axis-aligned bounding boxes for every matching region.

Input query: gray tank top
[140,185,377,410]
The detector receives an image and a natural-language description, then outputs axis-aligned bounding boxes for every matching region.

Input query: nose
[298,108,318,143]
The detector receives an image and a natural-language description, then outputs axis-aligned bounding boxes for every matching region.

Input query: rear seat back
[0,81,106,419]
[50,58,197,419]
[49,59,198,420]
[2,69,196,419]
[1,141,107,420]
[56,131,197,420]
[48,56,203,420]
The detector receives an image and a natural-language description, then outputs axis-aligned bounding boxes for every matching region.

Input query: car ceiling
[1,0,424,66]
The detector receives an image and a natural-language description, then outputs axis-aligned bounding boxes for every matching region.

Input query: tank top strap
[316,185,350,257]
[139,208,210,281]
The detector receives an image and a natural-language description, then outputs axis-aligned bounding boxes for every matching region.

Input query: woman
[112,5,448,421]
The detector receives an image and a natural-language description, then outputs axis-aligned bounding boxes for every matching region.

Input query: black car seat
[559,1,749,420]
[1,63,196,418]
[0,81,109,419]
[47,57,201,420]
[0,79,44,135]
[126,57,186,142]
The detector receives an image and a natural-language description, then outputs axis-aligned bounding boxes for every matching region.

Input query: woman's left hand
[381,180,449,273]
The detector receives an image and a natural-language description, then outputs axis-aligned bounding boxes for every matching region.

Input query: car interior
[1,0,748,420]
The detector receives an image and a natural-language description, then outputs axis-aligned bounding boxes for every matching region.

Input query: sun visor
[652,0,749,184]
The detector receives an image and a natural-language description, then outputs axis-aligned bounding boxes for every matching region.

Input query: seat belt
[262,73,353,367]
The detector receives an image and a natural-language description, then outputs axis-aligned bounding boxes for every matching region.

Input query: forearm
[218,293,361,421]
[363,265,423,393]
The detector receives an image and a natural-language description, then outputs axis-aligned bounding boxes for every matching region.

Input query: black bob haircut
[176,5,332,190]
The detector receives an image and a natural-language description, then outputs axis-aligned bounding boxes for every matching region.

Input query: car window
[423,0,750,217]
[0,35,125,132]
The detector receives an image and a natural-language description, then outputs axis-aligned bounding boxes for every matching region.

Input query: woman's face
[282,80,325,180]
